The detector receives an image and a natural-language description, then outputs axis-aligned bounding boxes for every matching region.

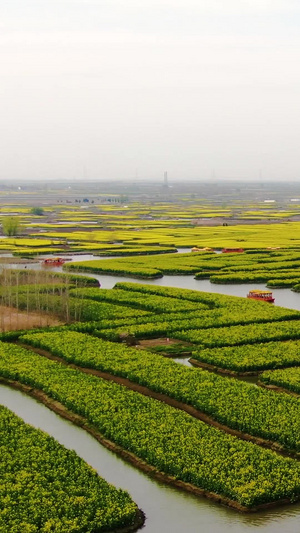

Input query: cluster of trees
[1,208,44,237]
[2,217,22,237]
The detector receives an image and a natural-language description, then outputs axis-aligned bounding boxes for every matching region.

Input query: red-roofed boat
[247,290,275,303]
[42,257,66,266]
[222,248,244,253]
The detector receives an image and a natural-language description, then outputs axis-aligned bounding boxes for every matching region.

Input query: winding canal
[9,250,300,311]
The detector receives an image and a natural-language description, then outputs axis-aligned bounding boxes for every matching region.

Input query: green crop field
[1,280,300,512]
[0,404,139,532]
[4,193,300,521]
[2,342,300,510]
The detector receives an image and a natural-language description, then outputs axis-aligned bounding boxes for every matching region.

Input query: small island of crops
[62,248,300,289]
[0,404,141,533]
[260,367,300,395]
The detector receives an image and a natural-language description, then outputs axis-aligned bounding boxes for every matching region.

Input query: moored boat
[222,248,244,253]
[42,257,66,266]
[191,247,213,252]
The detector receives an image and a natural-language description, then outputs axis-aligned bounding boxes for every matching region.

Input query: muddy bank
[189,358,260,377]
[0,256,39,264]
[258,381,300,398]
[136,338,192,357]
[0,306,62,331]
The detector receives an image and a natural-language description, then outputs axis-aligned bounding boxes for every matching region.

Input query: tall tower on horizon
[163,171,168,187]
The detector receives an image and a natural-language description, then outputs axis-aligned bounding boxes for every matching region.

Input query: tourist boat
[191,247,213,252]
[42,257,66,266]
[222,248,244,253]
[247,290,275,303]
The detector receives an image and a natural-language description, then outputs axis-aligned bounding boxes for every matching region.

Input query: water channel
[3,252,300,531]
[8,249,300,311]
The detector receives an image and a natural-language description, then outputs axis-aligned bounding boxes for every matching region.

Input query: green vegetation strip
[112,282,300,320]
[0,404,139,533]
[97,246,177,256]
[20,331,300,455]
[293,284,300,292]
[192,340,300,373]
[10,293,150,322]
[113,282,225,305]
[64,260,162,279]
[66,284,299,339]
[95,311,300,343]
[2,268,100,287]
[30,303,296,340]
[2,342,300,510]
[261,367,300,395]
[62,250,300,291]
[69,288,210,313]
[175,320,300,347]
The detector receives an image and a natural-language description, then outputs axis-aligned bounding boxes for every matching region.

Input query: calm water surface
[9,251,300,311]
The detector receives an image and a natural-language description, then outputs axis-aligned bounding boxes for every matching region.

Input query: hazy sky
[1,0,300,181]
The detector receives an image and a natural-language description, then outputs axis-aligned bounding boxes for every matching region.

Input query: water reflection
[172,356,192,367]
